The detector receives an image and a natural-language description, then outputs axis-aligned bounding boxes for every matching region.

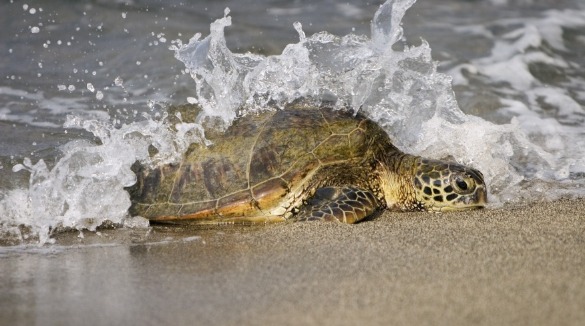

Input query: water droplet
[96,91,104,100]
[293,22,305,41]
[30,26,40,34]
[87,83,95,92]
[12,164,26,173]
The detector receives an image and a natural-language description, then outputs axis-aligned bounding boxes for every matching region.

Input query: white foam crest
[370,0,415,52]
[171,8,265,122]
[1,111,206,244]
[451,9,585,87]
[172,0,465,138]
[181,0,467,148]
[173,1,435,123]
[450,8,585,196]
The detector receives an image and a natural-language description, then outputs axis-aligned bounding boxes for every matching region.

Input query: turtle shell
[128,103,389,223]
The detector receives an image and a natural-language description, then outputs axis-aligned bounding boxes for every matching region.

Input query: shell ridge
[245,113,274,215]
[166,159,184,204]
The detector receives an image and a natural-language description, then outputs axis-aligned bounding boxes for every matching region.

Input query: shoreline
[1,198,584,325]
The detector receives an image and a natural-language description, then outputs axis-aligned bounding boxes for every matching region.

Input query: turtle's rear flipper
[293,186,380,224]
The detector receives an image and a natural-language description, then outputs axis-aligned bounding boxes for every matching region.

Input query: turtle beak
[458,185,487,208]
[474,186,488,207]
[459,167,487,209]
[433,186,487,212]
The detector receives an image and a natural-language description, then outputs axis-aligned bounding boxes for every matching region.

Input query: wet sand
[1,199,584,326]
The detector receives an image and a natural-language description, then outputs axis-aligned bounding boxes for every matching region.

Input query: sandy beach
[1,199,584,326]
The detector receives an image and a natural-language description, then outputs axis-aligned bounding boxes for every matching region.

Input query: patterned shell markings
[129,106,371,220]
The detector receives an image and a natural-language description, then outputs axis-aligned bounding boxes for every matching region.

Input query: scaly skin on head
[412,158,487,212]
[377,152,487,212]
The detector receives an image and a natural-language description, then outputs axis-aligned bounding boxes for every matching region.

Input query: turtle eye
[456,178,468,190]
[452,175,475,194]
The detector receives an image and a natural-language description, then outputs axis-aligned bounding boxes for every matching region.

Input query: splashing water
[1,113,206,244]
[2,0,585,245]
[171,0,585,205]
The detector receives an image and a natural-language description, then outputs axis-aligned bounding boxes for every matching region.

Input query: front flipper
[292,186,380,224]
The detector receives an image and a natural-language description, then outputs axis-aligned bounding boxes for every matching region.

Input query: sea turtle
[127,103,487,224]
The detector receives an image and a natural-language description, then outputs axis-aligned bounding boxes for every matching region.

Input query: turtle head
[411,158,487,212]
